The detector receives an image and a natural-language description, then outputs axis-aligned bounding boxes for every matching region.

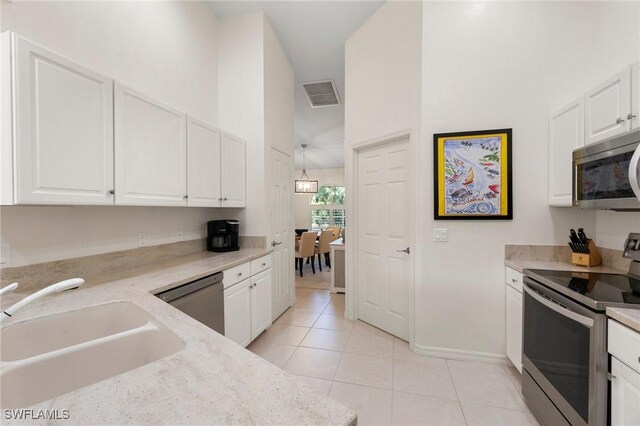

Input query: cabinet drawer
[223,262,251,289]
[251,255,271,276]
[609,319,640,374]
[506,267,523,293]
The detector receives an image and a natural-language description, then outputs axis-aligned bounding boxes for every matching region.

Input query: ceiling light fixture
[295,144,318,194]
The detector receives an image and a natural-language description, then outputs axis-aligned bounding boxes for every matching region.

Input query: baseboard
[412,343,510,365]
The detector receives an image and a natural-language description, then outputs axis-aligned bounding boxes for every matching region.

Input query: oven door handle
[524,285,594,328]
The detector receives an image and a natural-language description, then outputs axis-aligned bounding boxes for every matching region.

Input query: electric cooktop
[524,269,640,311]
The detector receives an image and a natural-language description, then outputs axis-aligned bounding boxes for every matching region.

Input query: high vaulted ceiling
[207,1,384,169]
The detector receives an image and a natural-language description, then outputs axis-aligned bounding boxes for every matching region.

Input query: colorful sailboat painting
[434,128,513,220]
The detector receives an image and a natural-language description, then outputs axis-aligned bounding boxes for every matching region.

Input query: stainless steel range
[523,233,640,425]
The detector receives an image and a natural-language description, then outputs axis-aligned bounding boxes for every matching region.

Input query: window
[310,186,345,230]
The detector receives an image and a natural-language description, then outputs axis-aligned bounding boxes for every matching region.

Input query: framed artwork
[433,128,513,220]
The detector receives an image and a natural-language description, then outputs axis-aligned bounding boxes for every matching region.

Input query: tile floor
[295,262,332,290]
[248,288,539,426]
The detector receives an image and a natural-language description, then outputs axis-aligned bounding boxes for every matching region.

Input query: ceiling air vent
[302,80,341,108]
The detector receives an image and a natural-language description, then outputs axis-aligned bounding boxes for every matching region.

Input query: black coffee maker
[207,220,240,252]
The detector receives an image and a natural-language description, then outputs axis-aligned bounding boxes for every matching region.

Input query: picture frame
[433,128,513,220]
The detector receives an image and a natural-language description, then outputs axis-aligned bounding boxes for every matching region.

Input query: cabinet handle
[607,372,616,381]
[107,189,115,195]
[628,113,637,120]
[237,272,242,277]
[183,195,188,200]
[616,117,625,124]
[223,197,228,201]
[262,263,266,267]
[512,278,517,283]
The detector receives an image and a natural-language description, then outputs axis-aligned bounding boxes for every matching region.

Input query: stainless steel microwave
[572,130,640,210]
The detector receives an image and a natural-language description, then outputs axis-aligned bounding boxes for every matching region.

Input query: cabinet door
[114,83,187,206]
[221,132,246,207]
[611,357,640,426]
[14,35,114,205]
[250,269,272,340]
[505,285,523,373]
[549,99,584,206]
[186,117,221,207]
[585,68,631,145]
[631,62,639,130]
[224,278,252,347]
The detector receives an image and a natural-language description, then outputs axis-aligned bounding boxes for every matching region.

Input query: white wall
[218,13,294,238]
[0,1,222,267]
[596,211,640,250]
[264,18,295,158]
[218,12,266,237]
[419,1,638,358]
[294,168,345,229]
[345,0,639,359]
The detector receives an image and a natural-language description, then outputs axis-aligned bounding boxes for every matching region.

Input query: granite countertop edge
[606,307,640,333]
[504,259,624,275]
[0,248,357,426]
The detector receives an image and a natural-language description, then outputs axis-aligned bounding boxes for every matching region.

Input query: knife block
[571,240,602,267]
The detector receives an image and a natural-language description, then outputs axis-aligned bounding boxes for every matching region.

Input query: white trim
[346,128,416,347]
[413,343,511,365]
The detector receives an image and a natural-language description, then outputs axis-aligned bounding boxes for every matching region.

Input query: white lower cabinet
[250,270,272,339]
[223,278,252,347]
[223,256,272,347]
[505,267,523,373]
[610,357,640,426]
[608,319,640,426]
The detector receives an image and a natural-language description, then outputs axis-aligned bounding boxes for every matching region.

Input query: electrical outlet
[0,244,11,267]
[433,228,448,242]
[138,233,146,247]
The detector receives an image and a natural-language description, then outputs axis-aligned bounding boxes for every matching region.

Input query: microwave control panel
[623,232,640,262]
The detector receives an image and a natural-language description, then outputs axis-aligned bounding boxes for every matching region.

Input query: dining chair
[315,230,333,270]
[295,231,317,277]
[325,226,340,241]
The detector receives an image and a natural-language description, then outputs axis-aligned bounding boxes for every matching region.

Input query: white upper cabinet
[114,83,187,206]
[186,117,222,207]
[3,33,114,205]
[631,62,639,130]
[549,99,584,206]
[221,132,246,207]
[585,67,632,145]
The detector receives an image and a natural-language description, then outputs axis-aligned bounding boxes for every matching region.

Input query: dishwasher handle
[156,272,223,303]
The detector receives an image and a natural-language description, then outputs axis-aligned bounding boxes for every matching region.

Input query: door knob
[272,241,283,247]
[396,247,410,254]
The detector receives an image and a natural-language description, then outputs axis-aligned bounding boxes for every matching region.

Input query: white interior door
[186,116,221,207]
[270,147,294,320]
[356,138,411,340]
[14,35,114,205]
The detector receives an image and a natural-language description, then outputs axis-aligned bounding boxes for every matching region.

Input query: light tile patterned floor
[248,288,540,426]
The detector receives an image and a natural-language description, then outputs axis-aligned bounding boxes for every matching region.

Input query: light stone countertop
[504,259,624,275]
[330,238,345,251]
[0,249,357,426]
[606,307,640,333]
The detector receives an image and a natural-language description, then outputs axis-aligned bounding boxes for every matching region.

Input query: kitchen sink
[0,302,184,408]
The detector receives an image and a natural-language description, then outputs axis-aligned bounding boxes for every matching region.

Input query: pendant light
[295,144,318,193]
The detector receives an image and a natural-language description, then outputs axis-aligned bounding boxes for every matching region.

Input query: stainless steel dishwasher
[156,272,224,335]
